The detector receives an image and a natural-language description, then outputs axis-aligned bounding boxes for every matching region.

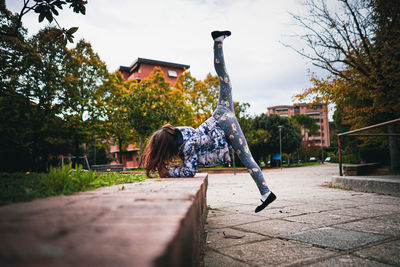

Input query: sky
[6,0,330,117]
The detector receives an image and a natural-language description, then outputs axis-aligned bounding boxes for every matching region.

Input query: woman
[142,31,276,213]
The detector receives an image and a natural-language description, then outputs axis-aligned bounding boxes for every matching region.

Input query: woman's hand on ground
[158,166,169,178]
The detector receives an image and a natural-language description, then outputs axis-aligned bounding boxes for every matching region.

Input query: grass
[0,164,147,206]
[282,162,324,167]
[328,184,353,190]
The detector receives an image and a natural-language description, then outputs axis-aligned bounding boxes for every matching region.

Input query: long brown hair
[141,124,179,177]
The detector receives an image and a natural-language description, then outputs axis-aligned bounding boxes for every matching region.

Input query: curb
[332,175,400,196]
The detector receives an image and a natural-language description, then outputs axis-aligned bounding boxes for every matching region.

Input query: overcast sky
[6,0,330,117]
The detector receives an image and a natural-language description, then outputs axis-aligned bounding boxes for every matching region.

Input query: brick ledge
[0,173,208,267]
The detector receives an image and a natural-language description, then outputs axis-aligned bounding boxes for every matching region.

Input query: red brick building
[267,103,330,147]
[110,58,190,169]
[119,57,190,84]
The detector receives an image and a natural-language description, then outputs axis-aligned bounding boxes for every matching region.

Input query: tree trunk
[118,139,123,166]
[138,135,143,168]
[387,124,400,174]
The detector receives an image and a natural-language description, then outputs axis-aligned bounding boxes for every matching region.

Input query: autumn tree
[173,72,218,127]
[97,71,136,165]
[126,67,190,165]
[289,0,400,173]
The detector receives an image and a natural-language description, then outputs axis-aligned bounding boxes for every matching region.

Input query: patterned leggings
[212,40,270,195]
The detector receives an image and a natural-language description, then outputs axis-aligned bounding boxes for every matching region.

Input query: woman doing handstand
[142,31,276,213]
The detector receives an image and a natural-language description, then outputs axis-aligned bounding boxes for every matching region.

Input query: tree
[0,27,70,171]
[0,3,107,171]
[289,0,400,173]
[126,67,190,165]
[289,113,319,146]
[1,0,87,43]
[61,39,109,157]
[173,72,218,127]
[251,114,302,163]
[98,71,136,165]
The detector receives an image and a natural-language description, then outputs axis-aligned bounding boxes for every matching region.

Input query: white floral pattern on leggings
[168,117,231,177]
[169,37,270,195]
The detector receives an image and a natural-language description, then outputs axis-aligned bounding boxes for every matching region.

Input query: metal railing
[337,118,400,176]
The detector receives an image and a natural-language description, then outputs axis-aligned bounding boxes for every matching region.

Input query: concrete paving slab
[206,213,263,229]
[206,227,268,250]
[282,227,390,251]
[328,206,395,219]
[353,239,400,266]
[217,239,337,266]
[204,251,251,267]
[234,219,318,237]
[307,255,391,266]
[208,208,234,217]
[219,204,256,215]
[335,213,400,237]
[207,201,241,209]
[285,210,359,227]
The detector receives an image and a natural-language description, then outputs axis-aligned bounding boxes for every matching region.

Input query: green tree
[290,114,319,135]
[290,0,400,173]
[62,39,109,157]
[0,26,69,171]
[289,113,319,146]
[252,114,302,163]
[1,0,87,43]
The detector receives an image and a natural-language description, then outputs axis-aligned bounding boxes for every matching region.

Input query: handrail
[337,118,400,176]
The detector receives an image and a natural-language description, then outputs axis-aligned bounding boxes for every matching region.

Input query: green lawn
[0,164,147,206]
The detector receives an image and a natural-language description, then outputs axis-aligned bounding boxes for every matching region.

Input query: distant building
[267,103,330,147]
[110,58,190,169]
[118,57,190,84]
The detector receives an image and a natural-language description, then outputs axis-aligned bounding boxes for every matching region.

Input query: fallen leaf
[223,231,244,239]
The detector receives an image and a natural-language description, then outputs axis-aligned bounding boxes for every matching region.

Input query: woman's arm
[168,139,198,177]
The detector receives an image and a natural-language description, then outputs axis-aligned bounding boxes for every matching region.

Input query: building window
[168,70,178,78]
[294,106,300,113]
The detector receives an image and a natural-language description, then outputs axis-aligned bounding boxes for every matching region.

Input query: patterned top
[168,117,231,177]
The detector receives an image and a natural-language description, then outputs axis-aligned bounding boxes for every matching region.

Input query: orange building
[267,103,330,147]
[110,58,190,169]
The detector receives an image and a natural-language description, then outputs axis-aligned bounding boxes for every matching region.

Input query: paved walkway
[204,164,400,266]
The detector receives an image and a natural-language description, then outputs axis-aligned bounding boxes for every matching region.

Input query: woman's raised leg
[211,31,276,212]
[213,31,234,112]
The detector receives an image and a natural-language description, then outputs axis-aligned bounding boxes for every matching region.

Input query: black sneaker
[255,192,276,213]
[211,30,231,40]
